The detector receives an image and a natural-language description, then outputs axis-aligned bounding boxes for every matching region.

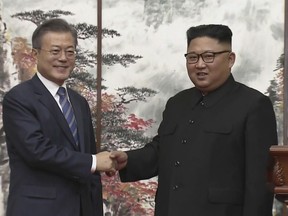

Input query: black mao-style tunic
[120,75,277,216]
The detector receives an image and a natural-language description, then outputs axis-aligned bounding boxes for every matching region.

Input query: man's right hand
[105,151,128,177]
[95,151,117,172]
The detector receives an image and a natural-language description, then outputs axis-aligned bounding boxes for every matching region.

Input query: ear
[31,48,38,58]
[228,52,236,68]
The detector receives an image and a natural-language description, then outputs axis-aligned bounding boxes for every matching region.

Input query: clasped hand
[96,151,128,174]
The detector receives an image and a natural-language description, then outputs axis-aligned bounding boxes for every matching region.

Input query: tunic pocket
[208,187,243,204]
[204,122,232,134]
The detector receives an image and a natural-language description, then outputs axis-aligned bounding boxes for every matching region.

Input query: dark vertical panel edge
[96,0,102,152]
[283,0,288,145]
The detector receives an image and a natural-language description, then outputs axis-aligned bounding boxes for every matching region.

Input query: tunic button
[174,161,180,166]
[189,120,194,124]
[173,185,179,190]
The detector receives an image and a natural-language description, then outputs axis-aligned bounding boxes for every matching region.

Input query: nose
[195,56,206,68]
[58,50,68,60]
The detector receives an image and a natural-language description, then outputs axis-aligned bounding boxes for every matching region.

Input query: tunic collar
[193,74,236,108]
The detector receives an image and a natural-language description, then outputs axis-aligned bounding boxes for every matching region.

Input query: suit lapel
[31,76,78,150]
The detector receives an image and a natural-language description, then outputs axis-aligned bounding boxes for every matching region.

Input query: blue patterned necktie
[57,87,79,146]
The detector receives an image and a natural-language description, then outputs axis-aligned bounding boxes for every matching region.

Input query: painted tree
[0,14,14,211]
[266,53,284,144]
[265,53,285,216]
[102,174,156,216]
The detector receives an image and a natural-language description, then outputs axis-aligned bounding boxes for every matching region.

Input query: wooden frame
[270,146,288,195]
[284,0,288,145]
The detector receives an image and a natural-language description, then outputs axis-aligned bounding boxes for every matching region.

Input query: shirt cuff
[91,154,97,173]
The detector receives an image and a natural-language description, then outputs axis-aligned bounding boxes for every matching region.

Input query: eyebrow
[186,50,215,54]
[50,45,75,49]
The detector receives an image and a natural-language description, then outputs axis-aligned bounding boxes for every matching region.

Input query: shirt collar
[36,72,67,97]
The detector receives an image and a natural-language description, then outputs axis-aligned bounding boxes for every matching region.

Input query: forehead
[187,36,229,52]
[40,31,75,47]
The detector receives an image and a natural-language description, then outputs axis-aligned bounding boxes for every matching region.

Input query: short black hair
[32,18,78,49]
[186,24,232,47]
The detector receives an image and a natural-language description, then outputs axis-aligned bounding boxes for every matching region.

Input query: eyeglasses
[36,48,76,59]
[184,50,231,64]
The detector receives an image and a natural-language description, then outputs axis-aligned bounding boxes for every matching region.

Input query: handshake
[95,151,128,174]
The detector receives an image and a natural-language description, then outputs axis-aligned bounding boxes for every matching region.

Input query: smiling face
[186,36,235,95]
[33,31,76,86]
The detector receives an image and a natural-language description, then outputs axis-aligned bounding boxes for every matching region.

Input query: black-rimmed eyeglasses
[184,50,231,64]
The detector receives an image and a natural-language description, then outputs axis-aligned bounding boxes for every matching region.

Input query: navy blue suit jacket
[3,75,103,216]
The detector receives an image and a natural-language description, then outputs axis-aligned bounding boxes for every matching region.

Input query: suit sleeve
[119,97,176,182]
[119,135,159,181]
[243,95,278,216]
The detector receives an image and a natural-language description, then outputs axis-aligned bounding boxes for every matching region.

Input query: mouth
[54,65,69,73]
[196,72,208,77]
[54,65,68,68]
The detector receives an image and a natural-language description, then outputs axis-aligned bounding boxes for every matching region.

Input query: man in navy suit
[111,24,278,216]
[3,18,114,216]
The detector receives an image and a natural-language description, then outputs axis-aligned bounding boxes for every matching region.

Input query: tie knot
[57,87,66,97]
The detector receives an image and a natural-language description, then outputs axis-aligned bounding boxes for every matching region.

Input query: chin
[194,81,209,88]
